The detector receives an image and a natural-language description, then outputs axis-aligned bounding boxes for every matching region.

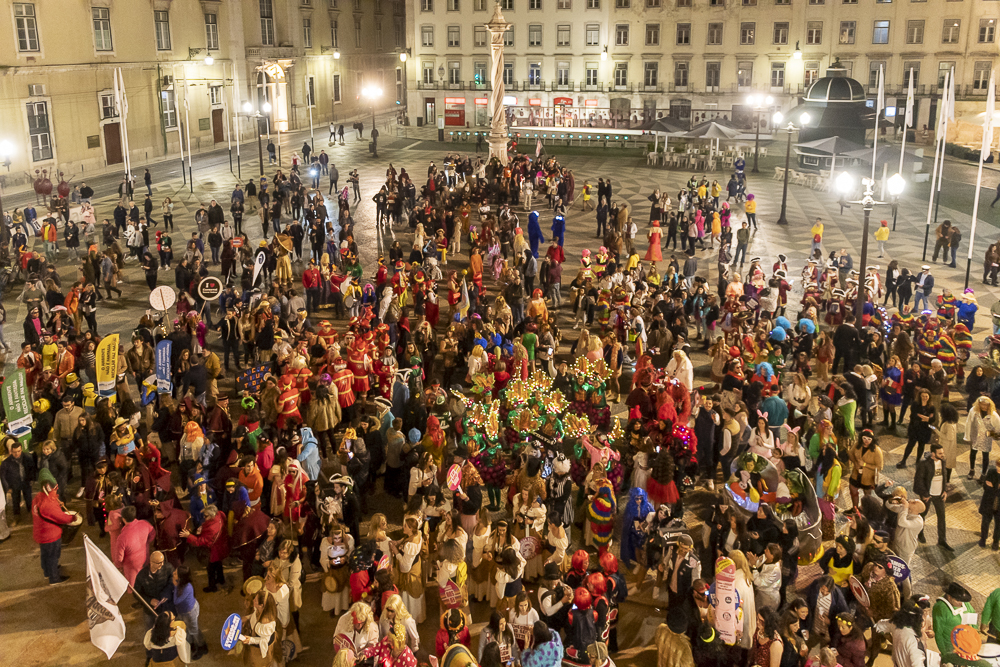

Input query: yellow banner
[96,333,120,403]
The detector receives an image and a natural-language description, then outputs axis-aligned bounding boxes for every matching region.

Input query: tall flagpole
[932,69,955,233]
[965,69,995,289]
[922,70,948,261]
[232,61,242,181]
[871,65,884,183]
[118,68,134,198]
[898,68,913,179]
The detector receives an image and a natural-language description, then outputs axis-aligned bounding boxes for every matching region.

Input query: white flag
[983,69,995,160]
[876,65,885,117]
[116,68,129,118]
[904,68,914,128]
[84,535,130,659]
[458,278,470,318]
[947,67,956,122]
[937,71,950,134]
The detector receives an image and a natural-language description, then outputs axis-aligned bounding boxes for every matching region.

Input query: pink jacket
[113,519,156,585]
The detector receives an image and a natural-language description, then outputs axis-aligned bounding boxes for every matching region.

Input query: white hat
[921,265,930,270]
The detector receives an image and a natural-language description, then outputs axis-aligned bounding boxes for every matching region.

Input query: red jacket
[185,513,227,562]
[32,489,74,544]
[302,267,322,290]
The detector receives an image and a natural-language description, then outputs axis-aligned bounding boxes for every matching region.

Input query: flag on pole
[937,71,950,134]
[116,68,129,118]
[947,67,956,122]
[983,70,996,160]
[535,138,543,158]
[457,278,470,319]
[904,68,915,128]
[84,535,130,659]
[876,65,885,117]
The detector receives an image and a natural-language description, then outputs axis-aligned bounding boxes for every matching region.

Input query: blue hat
[408,428,422,444]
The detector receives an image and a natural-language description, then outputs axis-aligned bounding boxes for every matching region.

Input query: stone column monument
[485,2,512,165]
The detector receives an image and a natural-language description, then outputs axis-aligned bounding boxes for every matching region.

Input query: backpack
[609,571,628,603]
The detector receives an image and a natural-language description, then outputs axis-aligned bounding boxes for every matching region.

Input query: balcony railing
[445,81,465,90]
[580,83,603,92]
[468,80,491,91]
[552,80,574,91]
[523,79,545,91]
[417,81,439,90]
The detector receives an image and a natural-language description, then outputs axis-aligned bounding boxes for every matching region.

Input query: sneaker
[895,461,906,469]
[50,575,71,585]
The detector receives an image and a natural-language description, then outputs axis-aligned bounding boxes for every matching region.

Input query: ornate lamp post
[746,93,772,173]
[773,111,810,226]
[485,2,512,165]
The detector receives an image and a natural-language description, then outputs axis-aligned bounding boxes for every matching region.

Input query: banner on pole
[252,250,266,286]
[1,370,33,445]
[84,535,130,659]
[96,334,120,402]
[155,340,173,394]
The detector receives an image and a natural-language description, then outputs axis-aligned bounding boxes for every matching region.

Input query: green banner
[2,369,33,446]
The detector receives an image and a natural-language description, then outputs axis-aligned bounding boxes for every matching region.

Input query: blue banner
[237,364,270,394]
[155,340,172,394]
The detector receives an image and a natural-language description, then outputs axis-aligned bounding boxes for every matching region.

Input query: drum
[61,511,83,545]
[980,643,1000,667]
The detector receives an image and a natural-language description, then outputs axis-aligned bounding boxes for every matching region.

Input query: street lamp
[243,101,269,176]
[0,140,12,226]
[888,172,906,232]
[746,93,773,173]
[773,111,810,226]
[362,87,382,156]
[837,172,905,332]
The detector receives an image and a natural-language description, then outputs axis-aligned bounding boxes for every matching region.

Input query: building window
[773,22,788,44]
[980,19,997,43]
[557,24,570,46]
[93,7,113,51]
[709,0,724,6]
[903,62,919,87]
[422,63,434,84]
[868,61,885,89]
[804,61,820,86]
[942,19,960,44]
[303,18,312,47]
[332,20,339,47]
[448,25,460,47]
[421,25,433,46]
[676,23,691,45]
[743,0,758,5]
[475,0,485,8]
[501,0,513,8]
[615,24,629,46]
[643,62,659,87]
[740,22,755,45]
[677,0,691,6]
[100,92,117,119]
[27,101,52,161]
[770,62,785,87]
[587,0,599,6]
[161,90,177,129]
[448,0,459,8]
[211,85,223,105]
[13,4,39,52]
[154,10,171,50]
[557,61,569,85]
[558,0,572,7]
[448,61,460,84]
[260,0,274,45]
[474,26,486,46]
[706,62,720,89]
[503,62,514,84]
[974,61,991,90]
[333,73,342,101]
[737,61,753,87]
[474,61,487,85]
[838,21,855,44]
[529,62,541,84]
[504,27,513,45]
[906,20,923,44]
[707,22,722,45]
[674,61,689,87]
[421,0,433,9]
[375,21,383,48]
[775,0,789,5]
[529,0,541,8]
[647,0,661,5]
[806,20,822,44]
[872,20,889,44]
[205,13,219,50]
[586,24,599,46]
[645,23,660,45]
[586,63,598,85]
[616,0,631,6]
[529,24,542,46]
[354,17,362,46]
[614,62,628,87]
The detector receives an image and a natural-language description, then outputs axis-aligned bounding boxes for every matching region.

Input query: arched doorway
[256,62,290,132]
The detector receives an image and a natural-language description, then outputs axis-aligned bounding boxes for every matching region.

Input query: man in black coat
[980,457,1000,549]
[913,443,952,550]
[831,315,860,374]
[132,551,174,631]
[0,440,37,520]
[206,199,225,229]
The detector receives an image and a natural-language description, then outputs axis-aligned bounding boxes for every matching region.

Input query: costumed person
[391,516,426,624]
[528,211,544,258]
[621,488,654,569]
[320,522,355,616]
[645,219,663,262]
[552,214,566,248]
[333,602,380,657]
[587,469,617,555]
[436,537,471,622]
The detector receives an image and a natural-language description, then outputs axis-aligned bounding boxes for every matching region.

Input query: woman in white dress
[751,543,782,611]
[436,537,472,623]
[749,414,776,459]
[332,601,379,657]
[493,546,527,618]
[470,508,492,603]
[512,488,547,581]
[486,520,520,607]
[390,516,426,623]
[240,592,278,667]
[544,512,569,570]
[320,523,354,615]
[266,561,303,660]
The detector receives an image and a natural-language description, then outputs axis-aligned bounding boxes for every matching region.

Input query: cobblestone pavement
[2,132,999,666]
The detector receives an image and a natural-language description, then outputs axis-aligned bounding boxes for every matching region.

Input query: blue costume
[551,214,566,247]
[188,480,217,527]
[297,427,322,481]
[621,487,654,566]
[957,300,978,332]
[527,210,544,258]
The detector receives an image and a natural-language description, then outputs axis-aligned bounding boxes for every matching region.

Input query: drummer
[31,468,76,585]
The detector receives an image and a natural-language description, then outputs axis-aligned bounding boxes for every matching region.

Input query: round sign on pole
[149,285,176,312]
[220,613,243,650]
[446,464,462,491]
[849,576,870,608]
[886,555,910,583]
[519,535,541,560]
[198,276,224,301]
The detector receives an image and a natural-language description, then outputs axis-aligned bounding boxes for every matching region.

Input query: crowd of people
[1,142,999,667]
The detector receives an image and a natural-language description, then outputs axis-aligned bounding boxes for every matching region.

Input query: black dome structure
[788,58,871,146]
